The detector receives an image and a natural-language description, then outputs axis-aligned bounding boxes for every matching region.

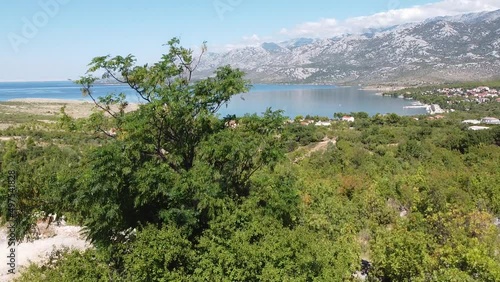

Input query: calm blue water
[0,81,426,117]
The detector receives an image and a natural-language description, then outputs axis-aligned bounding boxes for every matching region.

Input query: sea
[0,81,426,118]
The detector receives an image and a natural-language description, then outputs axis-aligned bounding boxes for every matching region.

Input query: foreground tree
[71,38,287,247]
[77,38,249,171]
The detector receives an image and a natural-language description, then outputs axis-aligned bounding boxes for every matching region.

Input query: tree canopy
[66,38,292,248]
[1,39,499,282]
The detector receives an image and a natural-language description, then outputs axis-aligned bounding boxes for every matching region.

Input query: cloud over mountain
[198,9,500,85]
[279,0,500,38]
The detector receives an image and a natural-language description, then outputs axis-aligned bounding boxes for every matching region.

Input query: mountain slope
[197,10,500,85]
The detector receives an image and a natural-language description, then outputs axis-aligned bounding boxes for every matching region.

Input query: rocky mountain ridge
[196,10,500,85]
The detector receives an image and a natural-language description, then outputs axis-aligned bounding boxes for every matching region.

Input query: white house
[427,104,445,114]
[315,121,331,126]
[342,116,355,122]
[481,117,500,125]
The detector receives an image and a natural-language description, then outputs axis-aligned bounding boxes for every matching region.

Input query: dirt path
[0,224,90,281]
[293,137,336,163]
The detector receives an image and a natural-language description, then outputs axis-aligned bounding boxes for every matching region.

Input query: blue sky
[1,0,499,81]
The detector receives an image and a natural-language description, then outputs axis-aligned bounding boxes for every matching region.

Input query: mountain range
[196,10,500,86]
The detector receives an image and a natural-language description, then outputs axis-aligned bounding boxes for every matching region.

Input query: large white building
[481,117,500,125]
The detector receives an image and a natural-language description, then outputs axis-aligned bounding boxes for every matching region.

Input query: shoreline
[359,85,410,92]
[6,98,93,104]
[0,99,140,122]
[5,98,140,107]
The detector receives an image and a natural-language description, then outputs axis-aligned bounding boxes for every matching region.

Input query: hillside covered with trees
[1,40,499,281]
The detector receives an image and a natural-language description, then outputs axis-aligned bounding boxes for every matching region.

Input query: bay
[0,81,426,118]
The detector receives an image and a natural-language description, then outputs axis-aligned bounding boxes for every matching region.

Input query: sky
[1,0,499,82]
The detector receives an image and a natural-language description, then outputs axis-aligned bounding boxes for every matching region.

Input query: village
[422,86,500,104]
[379,85,500,131]
[419,86,500,130]
[387,85,500,111]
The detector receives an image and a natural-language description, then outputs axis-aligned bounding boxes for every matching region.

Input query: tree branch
[83,85,118,119]
[191,44,207,74]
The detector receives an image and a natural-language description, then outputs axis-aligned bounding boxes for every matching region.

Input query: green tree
[77,38,249,171]
[122,225,195,281]
[69,38,287,247]
[15,248,120,282]
[294,114,304,123]
[0,141,82,242]
[371,226,434,281]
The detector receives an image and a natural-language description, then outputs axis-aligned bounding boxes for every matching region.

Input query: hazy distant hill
[197,10,500,85]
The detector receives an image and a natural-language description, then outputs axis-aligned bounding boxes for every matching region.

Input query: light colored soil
[310,137,336,153]
[0,99,139,130]
[0,224,90,281]
[0,124,15,130]
[293,137,336,163]
[36,120,57,124]
[5,99,139,119]
[0,137,22,141]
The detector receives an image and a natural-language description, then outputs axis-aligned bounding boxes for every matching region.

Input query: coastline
[0,99,140,123]
[359,85,409,92]
[6,98,139,109]
[7,98,93,104]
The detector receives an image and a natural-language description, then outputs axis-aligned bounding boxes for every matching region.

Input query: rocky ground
[0,223,90,281]
[0,99,121,281]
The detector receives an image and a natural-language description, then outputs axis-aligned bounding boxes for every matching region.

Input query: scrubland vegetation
[1,40,499,281]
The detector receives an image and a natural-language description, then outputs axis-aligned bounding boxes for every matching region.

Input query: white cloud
[210,0,500,52]
[281,0,500,38]
[242,34,261,42]
[215,33,273,51]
